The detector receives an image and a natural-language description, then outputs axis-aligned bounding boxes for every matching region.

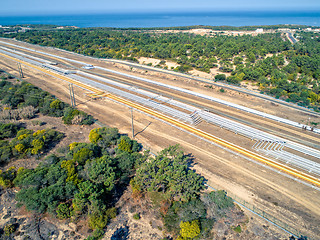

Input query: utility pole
[69,83,74,107]
[17,63,24,78]
[131,108,134,139]
[71,83,76,107]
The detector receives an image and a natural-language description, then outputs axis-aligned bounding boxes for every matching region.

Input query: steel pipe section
[1,40,318,134]
[260,149,320,176]
[1,46,320,177]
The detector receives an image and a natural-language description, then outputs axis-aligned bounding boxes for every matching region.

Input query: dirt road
[0,45,319,238]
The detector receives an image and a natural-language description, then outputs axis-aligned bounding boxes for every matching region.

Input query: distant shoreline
[1,11,319,28]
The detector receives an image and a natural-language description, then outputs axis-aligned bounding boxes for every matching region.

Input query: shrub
[69,142,79,151]
[215,74,226,81]
[0,169,15,188]
[180,220,201,239]
[62,107,94,125]
[201,190,234,219]
[204,190,234,210]
[56,202,73,219]
[0,140,13,164]
[61,160,80,185]
[19,106,37,119]
[105,207,117,219]
[89,129,101,144]
[164,199,207,235]
[62,107,79,124]
[15,143,25,153]
[232,225,242,233]
[133,213,140,220]
[31,120,44,126]
[85,229,105,240]
[71,114,85,124]
[50,99,64,110]
[89,213,108,230]
[73,148,94,164]
[31,139,44,154]
[93,127,119,148]
[4,223,16,236]
[118,137,133,153]
[0,123,22,139]
[117,136,141,154]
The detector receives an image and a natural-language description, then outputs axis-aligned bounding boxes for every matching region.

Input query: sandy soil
[0,40,319,238]
[3,37,317,124]
[138,56,231,79]
[189,68,232,79]
[149,28,276,37]
[138,57,180,70]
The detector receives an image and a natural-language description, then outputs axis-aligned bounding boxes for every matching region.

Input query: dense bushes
[3,27,319,110]
[161,191,234,239]
[0,78,95,124]
[0,124,242,240]
[1,125,238,239]
[62,107,94,125]
[5,29,289,73]
[0,123,23,139]
[11,129,64,157]
[132,145,205,201]
[130,144,237,239]
[215,74,226,81]
[0,126,63,165]
[9,127,145,238]
[14,162,77,213]
[0,140,13,164]
[0,167,17,189]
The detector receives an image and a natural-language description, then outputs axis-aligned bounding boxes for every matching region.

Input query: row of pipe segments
[252,140,286,151]
[190,110,203,126]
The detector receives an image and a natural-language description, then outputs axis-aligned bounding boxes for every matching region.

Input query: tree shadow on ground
[185,152,196,168]
[111,226,129,240]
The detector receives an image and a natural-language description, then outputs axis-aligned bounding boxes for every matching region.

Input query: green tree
[73,148,94,164]
[180,220,201,239]
[83,156,115,191]
[56,202,72,219]
[89,213,108,230]
[4,223,16,236]
[246,52,256,63]
[118,136,133,153]
[133,145,205,201]
[50,99,64,110]
[215,74,226,81]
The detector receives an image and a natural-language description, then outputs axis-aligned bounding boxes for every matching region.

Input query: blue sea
[0,11,319,28]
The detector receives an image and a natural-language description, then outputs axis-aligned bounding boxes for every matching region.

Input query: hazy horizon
[3,0,320,16]
[1,11,319,28]
[2,9,320,18]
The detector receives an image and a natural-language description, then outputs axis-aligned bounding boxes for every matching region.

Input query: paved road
[286,31,298,44]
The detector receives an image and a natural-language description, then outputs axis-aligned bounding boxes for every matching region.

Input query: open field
[0,38,320,239]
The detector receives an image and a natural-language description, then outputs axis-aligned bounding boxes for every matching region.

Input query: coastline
[1,11,320,28]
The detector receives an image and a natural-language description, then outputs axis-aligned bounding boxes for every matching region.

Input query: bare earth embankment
[0,39,319,239]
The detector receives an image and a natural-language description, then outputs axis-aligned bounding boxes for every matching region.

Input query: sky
[2,0,320,16]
